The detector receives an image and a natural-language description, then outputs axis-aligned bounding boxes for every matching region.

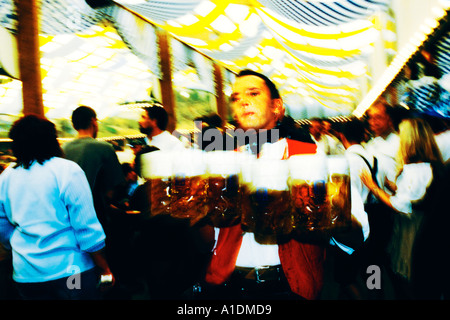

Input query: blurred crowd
[0,70,449,301]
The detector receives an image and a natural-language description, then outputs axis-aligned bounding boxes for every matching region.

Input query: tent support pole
[157,28,176,132]
[15,0,44,117]
[213,62,227,123]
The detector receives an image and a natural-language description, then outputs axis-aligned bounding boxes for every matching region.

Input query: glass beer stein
[239,153,257,232]
[248,159,293,244]
[288,155,329,234]
[206,151,241,228]
[140,151,173,217]
[171,149,209,224]
[327,156,352,231]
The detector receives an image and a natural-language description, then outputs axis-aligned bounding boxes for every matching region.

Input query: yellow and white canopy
[0,0,448,128]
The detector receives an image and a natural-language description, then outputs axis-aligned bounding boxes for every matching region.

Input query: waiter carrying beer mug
[195,70,324,300]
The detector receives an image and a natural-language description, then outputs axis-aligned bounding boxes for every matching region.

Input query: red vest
[205,139,326,300]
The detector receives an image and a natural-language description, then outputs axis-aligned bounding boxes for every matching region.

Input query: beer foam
[327,155,349,175]
[239,152,257,184]
[173,149,206,177]
[288,154,327,181]
[251,159,289,190]
[206,151,241,175]
[140,151,174,178]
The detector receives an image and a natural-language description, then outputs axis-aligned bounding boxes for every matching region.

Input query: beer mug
[249,159,292,244]
[288,155,328,233]
[327,156,352,230]
[140,151,173,217]
[206,151,241,228]
[239,153,257,232]
[171,149,209,224]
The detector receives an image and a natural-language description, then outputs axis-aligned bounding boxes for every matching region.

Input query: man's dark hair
[369,98,395,119]
[143,104,169,131]
[237,69,281,100]
[71,105,97,131]
[195,113,223,128]
[339,118,367,144]
[308,117,323,125]
[9,114,63,169]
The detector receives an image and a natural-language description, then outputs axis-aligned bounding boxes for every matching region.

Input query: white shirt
[0,158,105,282]
[365,132,400,193]
[330,187,369,255]
[310,134,345,156]
[435,130,450,163]
[145,131,185,151]
[388,162,432,279]
[326,134,345,155]
[390,163,433,215]
[345,144,374,203]
[329,145,372,255]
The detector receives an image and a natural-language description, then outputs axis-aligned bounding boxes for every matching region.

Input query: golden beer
[171,150,209,224]
[149,178,171,216]
[247,159,292,244]
[140,151,174,217]
[207,174,241,227]
[206,151,242,227]
[170,176,209,222]
[250,189,292,244]
[327,156,352,230]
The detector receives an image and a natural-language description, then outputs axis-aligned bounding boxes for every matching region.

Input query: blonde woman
[361,117,446,299]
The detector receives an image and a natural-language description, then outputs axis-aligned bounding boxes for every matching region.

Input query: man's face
[367,103,392,137]
[322,121,331,133]
[138,110,155,136]
[230,75,281,131]
[309,120,322,138]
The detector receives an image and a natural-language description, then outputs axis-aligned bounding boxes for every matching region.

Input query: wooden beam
[213,62,227,122]
[15,0,44,116]
[157,28,176,132]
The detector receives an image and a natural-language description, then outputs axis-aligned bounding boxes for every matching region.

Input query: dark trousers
[360,203,395,299]
[15,268,100,300]
[363,203,394,267]
[190,265,304,300]
[0,258,18,299]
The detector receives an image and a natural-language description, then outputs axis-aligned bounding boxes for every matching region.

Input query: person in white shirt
[136,103,211,299]
[309,118,345,156]
[361,117,447,299]
[361,99,402,299]
[323,119,346,155]
[335,120,372,245]
[328,118,371,299]
[434,128,450,163]
[135,103,187,177]
[0,115,114,299]
[138,103,186,152]
[202,69,323,300]
[365,100,400,192]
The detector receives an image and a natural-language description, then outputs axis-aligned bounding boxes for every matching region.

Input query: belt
[233,265,283,283]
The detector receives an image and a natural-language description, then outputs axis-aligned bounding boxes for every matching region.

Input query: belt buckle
[255,266,270,284]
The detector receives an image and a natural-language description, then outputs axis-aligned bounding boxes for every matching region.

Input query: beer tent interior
[0,0,449,143]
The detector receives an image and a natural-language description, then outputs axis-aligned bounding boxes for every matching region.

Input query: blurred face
[138,110,155,136]
[230,75,281,131]
[367,103,393,138]
[309,120,322,138]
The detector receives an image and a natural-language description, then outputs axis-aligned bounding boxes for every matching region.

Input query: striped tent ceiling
[0,0,448,124]
[114,0,393,114]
